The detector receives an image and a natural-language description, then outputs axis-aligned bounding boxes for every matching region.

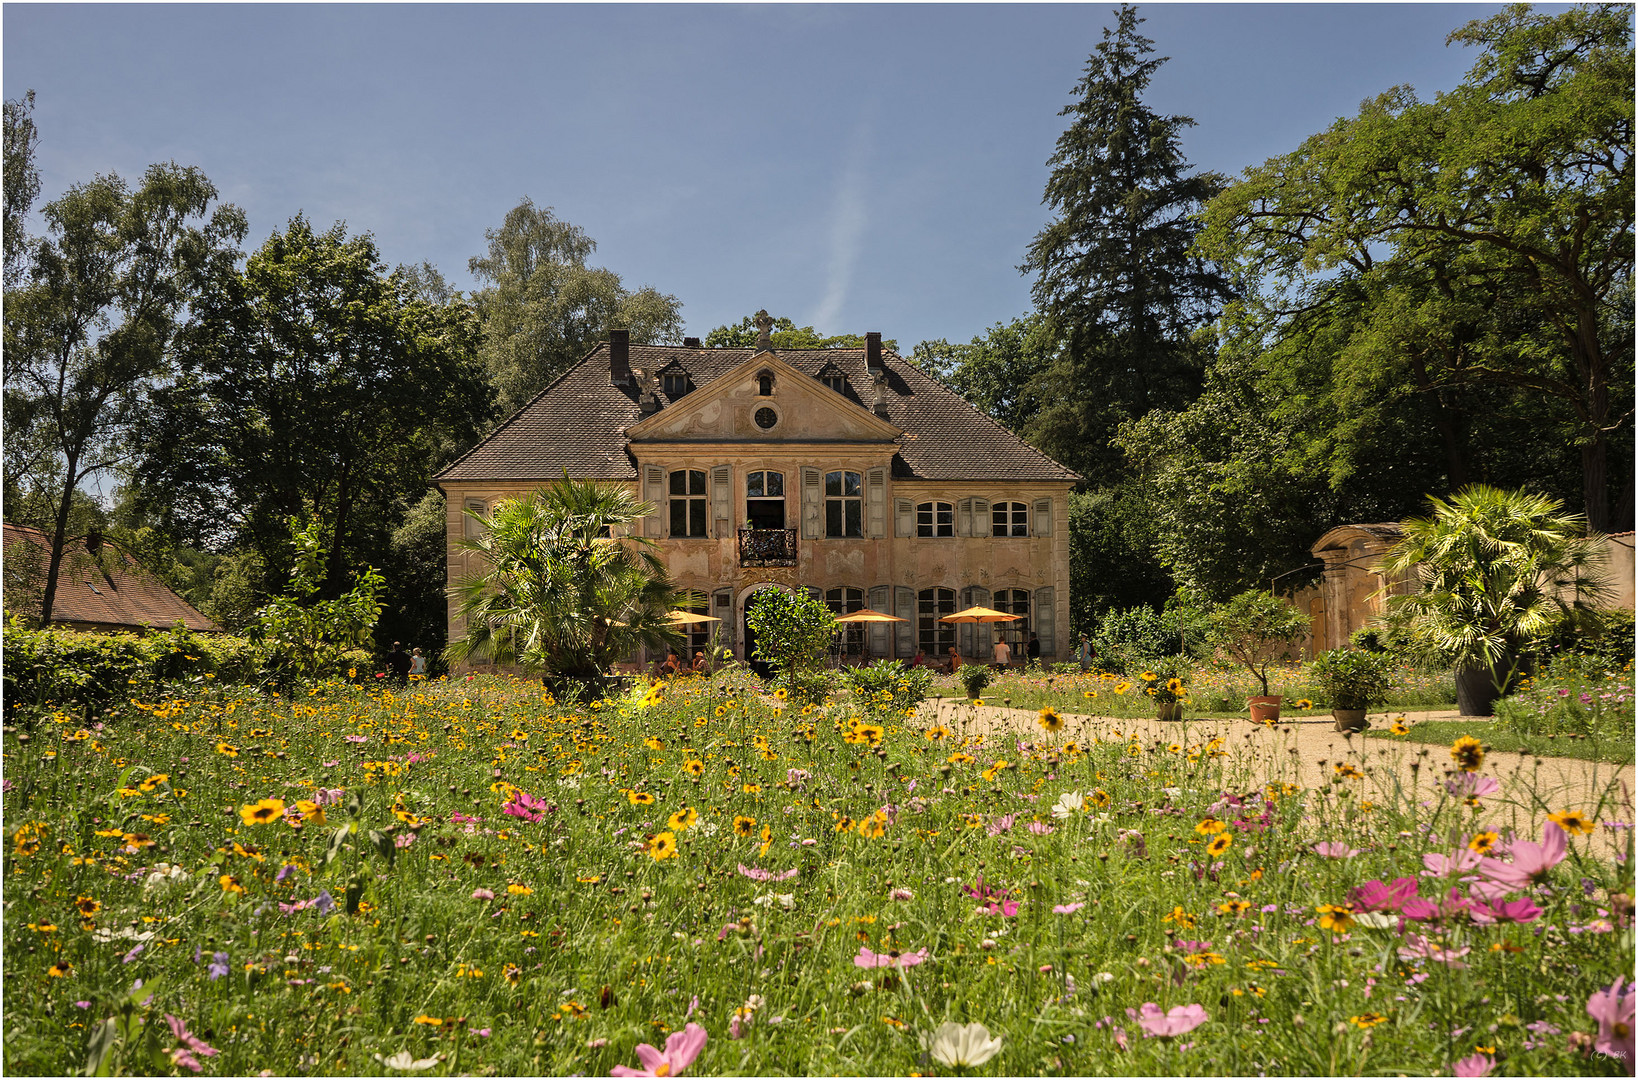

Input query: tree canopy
[703,313,896,353]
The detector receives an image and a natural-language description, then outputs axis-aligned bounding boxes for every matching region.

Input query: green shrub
[842,660,933,715]
[956,663,993,699]
[1309,648,1394,709]
[2,620,266,719]
[1526,607,1635,670]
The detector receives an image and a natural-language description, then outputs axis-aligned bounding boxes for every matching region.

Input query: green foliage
[745,589,836,702]
[254,517,384,682]
[468,198,683,414]
[1496,655,1635,746]
[1380,486,1610,676]
[134,213,489,600]
[4,159,246,625]
[956,662,993,700]
[1309,647,1394,710]
[1197,5,1634,530]
[3,88,40,288]
[1527,607,1635,670]
[1090,603,1205,673]
[842,660,934,715]
[446,477,681,696]
[703,313,895,353]
[911,315,1054,436]
[1207,589,1311,698]
[1,620,263,716]
[1065,485,1173,623]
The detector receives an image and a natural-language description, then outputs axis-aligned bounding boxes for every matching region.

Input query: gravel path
[915,700,1635,859]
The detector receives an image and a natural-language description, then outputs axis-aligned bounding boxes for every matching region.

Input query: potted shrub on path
[1309,648,1393,732]
[1208,589,1311,723]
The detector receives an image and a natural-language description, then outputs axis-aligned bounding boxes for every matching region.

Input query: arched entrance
[738,583,794,680]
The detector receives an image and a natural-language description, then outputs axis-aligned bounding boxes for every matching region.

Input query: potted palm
[1378,486,1610,716]
[1309,648,1393,732]
[1208,589,1311,724]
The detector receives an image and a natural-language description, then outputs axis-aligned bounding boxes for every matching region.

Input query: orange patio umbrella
[665,610,721,625]
[938,605,1022,624]
[834,608,906,623]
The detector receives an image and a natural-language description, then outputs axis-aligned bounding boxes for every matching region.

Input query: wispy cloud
[812,120,872,332]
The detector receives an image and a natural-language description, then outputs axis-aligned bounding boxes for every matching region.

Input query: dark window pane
[747,472,764,498]
[690,501,707,537]
[844,472,862,496]
[670,501,688,535]
[670,472,688,495]
[845,501,862,536]
[766,472,783,497]
[826,501,843,537]
[825,471,842,496]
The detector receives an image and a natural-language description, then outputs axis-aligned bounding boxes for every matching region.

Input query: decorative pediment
[626,351,901,442]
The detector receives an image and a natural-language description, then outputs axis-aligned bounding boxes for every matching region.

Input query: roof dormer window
[663,371,690,398]
[817,364,848,394]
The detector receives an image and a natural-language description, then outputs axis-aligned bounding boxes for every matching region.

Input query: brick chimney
[683,336,701,348]
[865,331,883,371]
[609,329,631,385]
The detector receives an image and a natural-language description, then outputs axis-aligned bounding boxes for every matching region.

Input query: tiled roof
[3,524,221,633]
[436,344,1081,484]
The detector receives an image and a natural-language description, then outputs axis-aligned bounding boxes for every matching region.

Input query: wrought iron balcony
[738,528,798,567]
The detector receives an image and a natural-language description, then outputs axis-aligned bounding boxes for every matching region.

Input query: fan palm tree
[1378,485,1610,715]
[445,476,683,697]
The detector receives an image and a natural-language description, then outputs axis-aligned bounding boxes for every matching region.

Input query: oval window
[754,407,779,430]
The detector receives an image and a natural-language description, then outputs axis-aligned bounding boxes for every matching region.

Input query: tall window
[746,471,785,529]
[669,470,707,537]
[825,587,866,656]
[825,471,863,537]
[917,501,954,537]
[757,371,774,396]
[676,598,712,659]
[918,588,956,656]
[992,501,1029,537]
[995,588,1030,652]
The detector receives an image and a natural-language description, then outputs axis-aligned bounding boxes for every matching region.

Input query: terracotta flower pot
[1156,702,1184,722]
[1247,695,1282,724]
[1332,708,1368,733]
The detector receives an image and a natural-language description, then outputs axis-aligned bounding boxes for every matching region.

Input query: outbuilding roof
[3,524,221,633]
[435,343,1081,484]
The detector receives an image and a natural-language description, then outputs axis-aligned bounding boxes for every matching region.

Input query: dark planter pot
[1332,708,1368,733]
[1455,662,1508,717]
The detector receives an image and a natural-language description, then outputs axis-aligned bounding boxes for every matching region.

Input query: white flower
[698,821,720,837]
[1050,792,1084,820]
[1091,971,1115,985]
[743,994,765,1013]
[775,893,795,910]
[557,776,581,790]
[920,1022,1005,1068]
[1352,911,1399,929]
[372,1051,442,1071]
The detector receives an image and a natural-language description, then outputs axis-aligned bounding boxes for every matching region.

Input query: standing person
[387,641,411,685]
[1027,633,1041,664]
[1077,634,1096,672]
[409,647,427,679]
[993,636,1012,668]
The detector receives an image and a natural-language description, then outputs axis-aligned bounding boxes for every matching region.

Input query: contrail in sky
[813,121,872,332]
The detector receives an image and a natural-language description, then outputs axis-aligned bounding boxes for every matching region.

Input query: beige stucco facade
[442,351,1075,666]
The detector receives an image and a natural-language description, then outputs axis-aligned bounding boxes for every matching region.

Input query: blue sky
[4,3,1557,349]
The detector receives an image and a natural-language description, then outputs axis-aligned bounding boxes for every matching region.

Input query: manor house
[435,322,1079,668]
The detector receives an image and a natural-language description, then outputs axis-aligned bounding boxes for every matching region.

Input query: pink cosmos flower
[1052,903,1085,915]
[501,789,548,824]
[736,864,798,882]
[1422,848,1484,878]
[611,1022,708,1077]
[1397,933,1471,968]
[1468,893,1542,925]
[987,814,1017,837]
[1028,821,1056,836]
[1134,1002,1208,1037]
[984,898,1021,918]
[1312,841,1361,858]
[1453,1052,1495,1076]
[853,946,929,969]
[1587,976,1635,1063]
[165,1015,218,1072]
[1479,822,1568,889]
[1445,774,1501,799]
[1349,877,1419,912]
[471,888,495,901]
[1403,886,1473,923]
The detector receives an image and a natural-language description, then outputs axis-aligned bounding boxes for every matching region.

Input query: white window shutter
[957,587,975,658]
[974,499,990,532]
[894,586,915,658]
[866,467,886,538]
[956,497,972,538]
[867,585,890,656]
[643,467,665,538]
[711,465,732,538]
[1034,586,1055,658]
[894,498,914,538]
[713,589,734,654]
[463,498,487,540]
[802,468,822,539]
[1033,497,1053,537]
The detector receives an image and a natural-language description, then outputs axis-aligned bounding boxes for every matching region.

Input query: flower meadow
[3,673,1633,1076]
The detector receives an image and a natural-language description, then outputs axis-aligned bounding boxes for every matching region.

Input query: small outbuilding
[2,524,220,634]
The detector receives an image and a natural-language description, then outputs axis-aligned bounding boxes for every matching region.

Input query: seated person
[910,649,928,668]
[660,650,683,676]
[690,650,709,673]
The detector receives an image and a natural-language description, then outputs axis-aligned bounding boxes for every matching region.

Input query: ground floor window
[824,587,866,656]
[918,587,956,657]
[994,588,1030,653]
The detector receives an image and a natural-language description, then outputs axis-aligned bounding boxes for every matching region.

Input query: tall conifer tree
[1022,5,1230,481]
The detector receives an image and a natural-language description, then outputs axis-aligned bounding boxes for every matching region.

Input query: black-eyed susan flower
[219,875,245,895]
[1548,809,1596,836]
[667,806,698,831]
[1038,706,1065,732]
[1450,736,1484,772]
[239,799,286,826]
[1206,833,1233,857]
[1316,904,1354,932]
[627,790,655,807]
[215,742,239,758]
[1468,831,1500,854]
[646,831,679,861]
[48,962,72,977]
[733,816,757,838]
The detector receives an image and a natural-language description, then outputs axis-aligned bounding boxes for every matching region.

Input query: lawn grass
[1364,718,1636,766]
[1,672,1630,1076]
